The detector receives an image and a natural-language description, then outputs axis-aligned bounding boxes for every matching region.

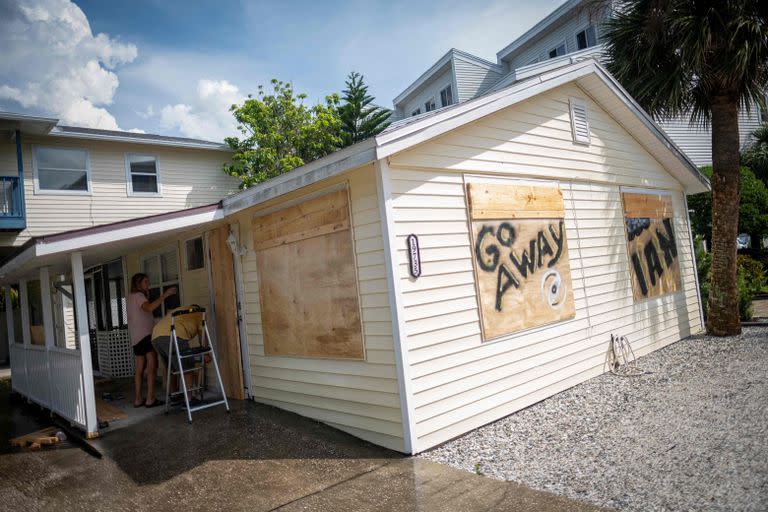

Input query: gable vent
[569,98,590,144]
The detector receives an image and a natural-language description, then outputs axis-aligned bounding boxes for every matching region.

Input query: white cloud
[160,79,244,141]
[0,0,137,129]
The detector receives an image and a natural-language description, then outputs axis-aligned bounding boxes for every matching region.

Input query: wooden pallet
[10,427,60,450]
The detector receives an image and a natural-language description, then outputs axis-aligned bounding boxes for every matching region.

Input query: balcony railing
[0,175,25,230]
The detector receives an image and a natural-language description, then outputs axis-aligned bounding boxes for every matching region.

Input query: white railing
[25,345,50,407]
[9,342,26,395]
[9,343,89,430]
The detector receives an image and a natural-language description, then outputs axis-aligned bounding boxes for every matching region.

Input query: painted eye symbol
[541,270,566,309]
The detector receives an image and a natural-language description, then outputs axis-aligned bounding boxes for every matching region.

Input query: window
[141,247,180,318]
[760,93,768,123]
[576,26,597,50]
[440,85,453,107]
[548,43,566,59]
[185,237,205,271]
[126,154,160,195]
[34,146,90,193]
[411,108,421,117]
[424,98,436,112]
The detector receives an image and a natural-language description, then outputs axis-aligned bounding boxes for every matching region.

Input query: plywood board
[96,399,127,423]
[467,183,565,220]
[252,189,350,251]
[254,188,364,360]
[208,225,245,399]
[471,218,576,339]
[623,195,681,300]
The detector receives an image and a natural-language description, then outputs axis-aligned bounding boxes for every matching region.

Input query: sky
[0,0,564,141]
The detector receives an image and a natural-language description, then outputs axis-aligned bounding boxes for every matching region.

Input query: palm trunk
[706,97,741,336]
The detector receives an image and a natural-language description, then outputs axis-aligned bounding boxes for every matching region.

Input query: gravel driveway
[421,327,768,511]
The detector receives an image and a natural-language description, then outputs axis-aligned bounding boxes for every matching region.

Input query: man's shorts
[152,336,200,371]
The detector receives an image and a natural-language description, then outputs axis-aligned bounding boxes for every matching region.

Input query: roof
[224,60,709,219]
[0,203,224,282]
[496,0,584,63]
[0,111,230,151]
[392,48,503,108]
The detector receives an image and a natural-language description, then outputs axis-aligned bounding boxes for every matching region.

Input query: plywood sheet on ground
[623,195,681,300]
[96,398,128,423]
[254,188,364,360]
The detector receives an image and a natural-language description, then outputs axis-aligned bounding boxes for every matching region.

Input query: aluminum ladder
[163,306,230,423]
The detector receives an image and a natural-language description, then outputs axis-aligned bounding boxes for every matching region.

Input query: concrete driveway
[0,383,604,511]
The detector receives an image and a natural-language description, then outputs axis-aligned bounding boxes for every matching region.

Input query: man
[152,305,210,406]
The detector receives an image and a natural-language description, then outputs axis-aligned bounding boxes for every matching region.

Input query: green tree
[338,72,391,146]
[689,166,768,249]
[224,79,342,188]
[603,0,768,336]
[742,124,768,185]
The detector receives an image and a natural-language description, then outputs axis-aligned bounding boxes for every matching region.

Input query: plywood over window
[252,188,364,359]
[622,192,681,300]
[466,183,576,340]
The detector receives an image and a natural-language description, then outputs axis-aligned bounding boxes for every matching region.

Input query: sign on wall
[467,183,576,340]
[622,192,681,300]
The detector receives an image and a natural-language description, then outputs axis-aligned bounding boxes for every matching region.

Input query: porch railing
[0,176,25,230]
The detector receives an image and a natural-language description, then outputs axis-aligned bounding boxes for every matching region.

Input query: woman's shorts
[133,334,154,356]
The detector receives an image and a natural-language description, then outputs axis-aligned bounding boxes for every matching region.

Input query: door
[208,225,245,400]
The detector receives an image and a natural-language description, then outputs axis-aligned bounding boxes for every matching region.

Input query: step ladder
[163,306,229,423]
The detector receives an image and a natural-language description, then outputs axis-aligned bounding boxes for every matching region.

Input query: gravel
[420,327,768,511]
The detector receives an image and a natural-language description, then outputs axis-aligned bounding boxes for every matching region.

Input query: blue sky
[0,0,564,140]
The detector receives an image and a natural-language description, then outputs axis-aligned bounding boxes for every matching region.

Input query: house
[0,111,239,366]
[392,0,767,166]
[1,61,707,454]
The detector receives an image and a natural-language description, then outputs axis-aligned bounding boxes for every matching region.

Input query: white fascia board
[34,208,224,257]
[496,0,584,63]
[377,60,598,158]
[392,50,455,107]
[46,128,230,152]
[223,139,376,215]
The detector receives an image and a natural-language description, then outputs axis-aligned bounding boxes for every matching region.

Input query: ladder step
[188,400,227,413]
[169,386,204,396]
[170,367,204,376]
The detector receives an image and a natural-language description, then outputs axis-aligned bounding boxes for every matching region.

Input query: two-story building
[392,0,767,166]
[0,111,239,369]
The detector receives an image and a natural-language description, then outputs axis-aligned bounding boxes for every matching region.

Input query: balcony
[0,176,25,231]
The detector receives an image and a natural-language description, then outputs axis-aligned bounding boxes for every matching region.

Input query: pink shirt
[127,292,155,346]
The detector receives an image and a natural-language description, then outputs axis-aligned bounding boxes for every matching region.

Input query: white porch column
[4,285,15,354]
[40,267,55,406]
[18,279,30,393]
[71,251,98,436]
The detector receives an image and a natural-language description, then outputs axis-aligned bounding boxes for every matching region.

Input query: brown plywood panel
[624,204,682,301]
[470,218,576,339]
[252,188,350,250]
[467,183,565,220]
[622,192,673,219]
[208,225,245,400]
[258,229,364,359]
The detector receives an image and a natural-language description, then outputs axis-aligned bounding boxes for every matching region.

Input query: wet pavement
[0,379,606,511]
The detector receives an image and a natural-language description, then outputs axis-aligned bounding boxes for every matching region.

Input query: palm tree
[339,72,391,146]
[603,0,768,336]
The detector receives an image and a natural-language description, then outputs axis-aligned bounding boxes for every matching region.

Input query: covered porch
[1,203,250,437]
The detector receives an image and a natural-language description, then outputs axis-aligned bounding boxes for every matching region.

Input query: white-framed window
[760,92,768,123]
[32,146,91,195]
[548,42,566,59]
[140,246,181,318]
[424,98,436,112]
[125,153,161,196]
[411,108,421,117]
[184,236,205,271]
[439,85,453,107]
[576,26,597,50]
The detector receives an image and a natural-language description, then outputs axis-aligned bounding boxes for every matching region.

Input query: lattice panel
[96,329,134,378]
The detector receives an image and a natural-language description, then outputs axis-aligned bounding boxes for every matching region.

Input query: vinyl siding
[502,4,609,70]
[387,82,702,452]
[232,165,405,452]
[399,68,454,119]
[0,136,238,247]
[453,56,504,103]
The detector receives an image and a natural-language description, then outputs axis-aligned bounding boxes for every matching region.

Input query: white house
[1,61,707,454]
[392,0,767,166]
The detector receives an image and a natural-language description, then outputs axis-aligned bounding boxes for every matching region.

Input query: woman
[127,273,176,407]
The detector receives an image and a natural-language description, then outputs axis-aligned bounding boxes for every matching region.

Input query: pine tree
[339,72,391,146]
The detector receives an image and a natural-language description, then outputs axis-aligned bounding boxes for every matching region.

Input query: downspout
[226,224,252,399]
